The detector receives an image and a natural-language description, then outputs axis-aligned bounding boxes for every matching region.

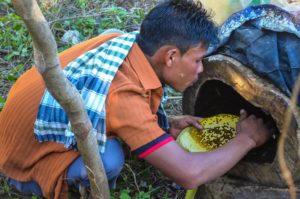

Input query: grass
[0,0,187,198]
[0,0,152,101]
[111,150,186,199]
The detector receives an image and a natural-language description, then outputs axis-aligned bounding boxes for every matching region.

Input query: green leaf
[75,0,88,8]
[6,74,18,82]
[135,191,151,199]
[120,189,131,199]
[63,20,71,27]
[0,96,5,111]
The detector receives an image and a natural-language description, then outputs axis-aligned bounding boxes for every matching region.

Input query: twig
[0,49,9,54]
[0,58,8,64]
[277,72,300,199]
[85,165,101,194]
[49,13,105,24]
[125,163,141,193]
[167,96,182,100]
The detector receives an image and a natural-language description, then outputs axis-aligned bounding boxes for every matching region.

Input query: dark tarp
[208,4,300,105]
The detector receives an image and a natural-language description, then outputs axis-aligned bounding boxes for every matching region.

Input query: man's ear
[165,48,179,67]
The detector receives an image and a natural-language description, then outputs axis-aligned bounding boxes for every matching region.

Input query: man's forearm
[188,133,256,186]
[145,134,256,189]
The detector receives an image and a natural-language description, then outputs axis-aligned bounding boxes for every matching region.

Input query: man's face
[165,43,207,92]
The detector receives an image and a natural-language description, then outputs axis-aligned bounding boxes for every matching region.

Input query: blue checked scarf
[34,31,169,153]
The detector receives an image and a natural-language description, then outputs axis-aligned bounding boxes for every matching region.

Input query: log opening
[194,79,278,164]
[182,54,300,187]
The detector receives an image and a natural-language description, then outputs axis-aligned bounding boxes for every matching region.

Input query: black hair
[136,0,218,56]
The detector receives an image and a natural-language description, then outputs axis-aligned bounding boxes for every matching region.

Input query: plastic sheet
[208,4,300,105]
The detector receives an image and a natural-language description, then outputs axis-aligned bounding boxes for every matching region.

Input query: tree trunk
[11,0,110,198]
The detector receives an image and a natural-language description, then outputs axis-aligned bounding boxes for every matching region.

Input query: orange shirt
[107,43,173,156]
[0,33,173,198]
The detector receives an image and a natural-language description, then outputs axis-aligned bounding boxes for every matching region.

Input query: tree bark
[11,0,110,198]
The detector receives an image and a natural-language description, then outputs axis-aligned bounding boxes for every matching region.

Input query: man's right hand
[236,109,272,148]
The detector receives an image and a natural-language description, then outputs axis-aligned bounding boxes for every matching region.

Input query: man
[0,0,271,198]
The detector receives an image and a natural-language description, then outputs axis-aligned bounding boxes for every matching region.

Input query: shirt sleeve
[106,83,174,158]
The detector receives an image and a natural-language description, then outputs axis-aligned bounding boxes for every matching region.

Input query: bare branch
[49,13,106,25]
[12,0,110,198]
[278,73,300,199]
[0,49,9,54]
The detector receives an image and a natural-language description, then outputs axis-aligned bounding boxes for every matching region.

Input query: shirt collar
[127,43,162,90]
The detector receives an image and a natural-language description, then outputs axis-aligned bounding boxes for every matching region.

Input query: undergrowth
[0,0,151,102]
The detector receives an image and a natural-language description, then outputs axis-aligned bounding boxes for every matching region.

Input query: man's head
[136,0,217,92]
[137,0,217,56]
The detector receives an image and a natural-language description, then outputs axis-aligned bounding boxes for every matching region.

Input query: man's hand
[236,109,272,148]
[168,115,203,138]
[146,111,274,189]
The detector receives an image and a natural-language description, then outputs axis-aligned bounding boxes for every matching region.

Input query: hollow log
[183,54,300,198]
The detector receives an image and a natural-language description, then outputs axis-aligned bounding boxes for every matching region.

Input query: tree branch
[278,73,299,199]
[49,13,106,25]
[11,1,110,198]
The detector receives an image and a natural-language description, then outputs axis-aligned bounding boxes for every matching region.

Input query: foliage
[52,6,146,46]
[110,155,184,199]
[75,0,89,9]
[0,96,5,111]
[0,0,149,100]
[0,0,32,102]
[0,13,32,62]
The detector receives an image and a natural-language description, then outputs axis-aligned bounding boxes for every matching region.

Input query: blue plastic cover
[208,4,300,105]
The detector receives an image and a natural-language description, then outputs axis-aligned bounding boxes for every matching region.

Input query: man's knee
[103,153,124,179]
[67,138,125,187]
[67,156,90,187]
[101,138,125,179]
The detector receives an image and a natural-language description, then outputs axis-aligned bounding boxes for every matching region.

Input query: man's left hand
[167,115,203,138]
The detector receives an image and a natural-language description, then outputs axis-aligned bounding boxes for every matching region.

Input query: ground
[0,0,188,198]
